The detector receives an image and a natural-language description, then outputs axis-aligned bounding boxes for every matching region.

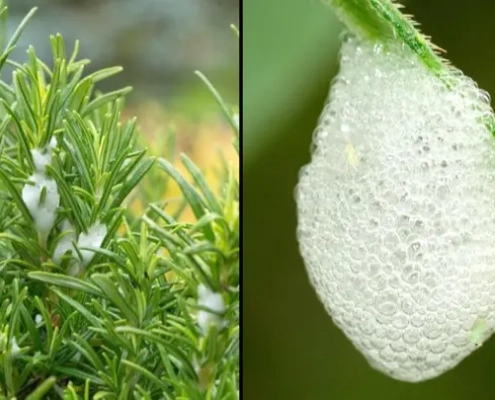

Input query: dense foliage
[0,7,239,399]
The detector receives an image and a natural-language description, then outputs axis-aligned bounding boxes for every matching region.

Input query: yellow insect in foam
[345,142,359,168]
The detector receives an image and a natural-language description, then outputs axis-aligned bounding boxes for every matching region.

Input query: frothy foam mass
[296,36,495,382]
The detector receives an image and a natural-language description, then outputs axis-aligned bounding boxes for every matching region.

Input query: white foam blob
[22,172,60,236]
[53,219,76,264]
[31,137,57,173]
[197,283,226,334]
[76,223,107,267]
[296,36,495,382]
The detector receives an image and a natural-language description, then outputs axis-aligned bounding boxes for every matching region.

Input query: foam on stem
[296,36,495,382]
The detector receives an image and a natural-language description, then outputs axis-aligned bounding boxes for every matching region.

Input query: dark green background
[244,0,495,399]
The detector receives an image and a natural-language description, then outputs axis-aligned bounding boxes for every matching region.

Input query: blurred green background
[244,0,495,399]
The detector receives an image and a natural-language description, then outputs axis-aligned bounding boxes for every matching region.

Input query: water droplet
[398,228,411,240]
[370,274,387,291]
[430,341,447,354]
[341,124,350,133]
[411,287,430,306]
[427,203,436,214]
[426,353,442,367]
[351,276,365,291]
[371,201,383,213]
[370,337,387,350]
[389,275,400,288]
[392,250,407,266]
[391,342,407,355]
[392,314,409,329]
[375,291,398,316]
[401,264,420,284]
[425,323,441,339]
[413,220,424,232]
[401,298,416,315]
[447,235,461,247]
[437,185,450,199]
[349,246,366,261]
[379,347,396,362]
[358,319,375,335]
[423,272,439,288]
[411,315,425,328]
[397,214,411,226]
[386,329,401,341]
[383,232,400,247]
[410,241,421,252]
[435,313,446,325]
[366,262,381,277]
[403,328,420,344]
[349,227,360,239]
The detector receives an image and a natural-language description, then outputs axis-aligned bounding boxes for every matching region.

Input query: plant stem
[328,0,445,76]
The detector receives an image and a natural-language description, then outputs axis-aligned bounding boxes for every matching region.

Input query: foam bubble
[296,36,495,382]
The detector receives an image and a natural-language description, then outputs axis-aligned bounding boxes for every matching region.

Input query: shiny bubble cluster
[296,36,495,382]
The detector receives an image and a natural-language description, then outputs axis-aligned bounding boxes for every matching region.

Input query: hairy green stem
[329,0,445,76]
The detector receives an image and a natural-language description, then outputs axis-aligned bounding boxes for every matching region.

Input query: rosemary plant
[0,7,239,399]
